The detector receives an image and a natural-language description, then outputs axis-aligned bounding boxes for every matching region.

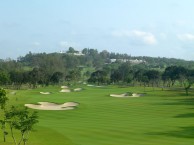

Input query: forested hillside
[1,47,194,95]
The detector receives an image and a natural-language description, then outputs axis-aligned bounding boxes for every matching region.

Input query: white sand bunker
[60,89,71,92]
[87,84,103,87]
[110,93,145,98]
[25,102,78,110]
[61,86,69,89]
[60,86,71,92]
[40,92,51,95]
[74,88,82,91]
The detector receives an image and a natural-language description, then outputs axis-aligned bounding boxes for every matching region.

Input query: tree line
[88,63,194,95]
[0,47,194,94]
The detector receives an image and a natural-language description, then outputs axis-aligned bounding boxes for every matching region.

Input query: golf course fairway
[1,85,194,145]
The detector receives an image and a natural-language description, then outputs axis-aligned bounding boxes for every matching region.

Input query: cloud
[112,30,157,45]
[131,30,157,45]
[177,33,194,41]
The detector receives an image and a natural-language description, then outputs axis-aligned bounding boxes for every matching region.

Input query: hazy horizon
[1,0,194,60]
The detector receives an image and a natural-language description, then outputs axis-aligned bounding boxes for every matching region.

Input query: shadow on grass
[165,87,194,92]
[147,126,194,138]
[153,97,194,106]
[162,87,194,97]
[174,113,194,118]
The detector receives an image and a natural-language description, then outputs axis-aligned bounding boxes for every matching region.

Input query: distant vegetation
[1,47,194,95]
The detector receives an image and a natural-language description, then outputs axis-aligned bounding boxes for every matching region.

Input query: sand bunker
[74,88,82,91]
[96,86,103,88]
[25,102,78,110]
[40,92,51,95]
[61,86,69,89]
[60,89,71,92]
[60,86,71,92]
[110,93,144,98]
[87,84,103,87]
[132,93,144,97]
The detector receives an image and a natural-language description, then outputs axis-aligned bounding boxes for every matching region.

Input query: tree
[67,69,81,84]
[50,72,64,85]
[100,50,109,59]
[162,66,177,87]
[110,70,121,84]
[181,69,194,96]
[0,88,8,142]
[162,66,194,95]
[0,89,38,145]
[144,70,161,88]
[82,48,89,55]
[28,68,49,88]
[88,49,98,57]
[141,75,149,91]
[88,70,109,85]
[0,71,10,86]
[6,106,38,145]
[66,47,76,53]
[9,71,24,89]
[83,71,91,81]
[162,66,187,87]
[133,69,146,86]
[118,62,133,84]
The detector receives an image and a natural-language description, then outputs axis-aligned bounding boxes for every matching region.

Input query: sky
[1,0,194,60]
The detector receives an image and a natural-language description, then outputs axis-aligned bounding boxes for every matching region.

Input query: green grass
[1,85,194,145]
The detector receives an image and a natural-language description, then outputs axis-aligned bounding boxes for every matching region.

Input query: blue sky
[1,0,194,60]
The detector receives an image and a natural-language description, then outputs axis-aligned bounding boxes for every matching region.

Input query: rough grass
[1,85,194,145]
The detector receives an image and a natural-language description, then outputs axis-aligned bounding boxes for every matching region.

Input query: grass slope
[1,85,194,145]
